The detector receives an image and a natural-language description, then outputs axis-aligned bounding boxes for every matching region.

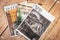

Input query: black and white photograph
[17,9,51,40]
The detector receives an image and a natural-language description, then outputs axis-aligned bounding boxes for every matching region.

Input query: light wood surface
[10,36,27,40]
[0,27,10,39]
[28,0,45,5]
[44,18,60,40]
[0,3,8,35]
[28,0,40,3]
[42,0,56,11]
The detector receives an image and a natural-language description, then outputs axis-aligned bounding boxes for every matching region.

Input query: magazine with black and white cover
[17,4,55,40]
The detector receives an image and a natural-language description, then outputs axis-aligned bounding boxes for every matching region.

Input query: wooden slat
[0,27,10,40]
[0,35,27,40]
[0,0,26,6]
[11,36,26,40]
[11,0,26,4]
[28,0,40,3]
[0,5,8,35]
[44,18,60,40]
[42,0,56,11]
[28,0,46,5]
[40,1,60,40]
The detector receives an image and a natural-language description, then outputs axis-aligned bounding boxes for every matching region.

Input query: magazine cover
[17,4,55,40]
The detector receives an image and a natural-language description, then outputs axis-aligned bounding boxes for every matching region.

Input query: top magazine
[17,4,55,40]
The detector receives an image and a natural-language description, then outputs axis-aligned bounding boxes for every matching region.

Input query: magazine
[4,3,33,36]
[17,4,55,40]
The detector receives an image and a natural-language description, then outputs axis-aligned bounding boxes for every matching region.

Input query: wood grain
[0,4,8,35]
[42,0,56,11]
[0,27,10,39]
[28,0,40,3]
[45,18,60,40]
[11,36,26,40]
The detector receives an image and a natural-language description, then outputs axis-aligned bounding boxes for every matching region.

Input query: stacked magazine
[4,2,55,40]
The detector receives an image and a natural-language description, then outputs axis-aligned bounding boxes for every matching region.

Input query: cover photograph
[17,4,55,40]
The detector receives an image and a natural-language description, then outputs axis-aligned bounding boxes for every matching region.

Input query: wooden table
[0,0,60,40]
